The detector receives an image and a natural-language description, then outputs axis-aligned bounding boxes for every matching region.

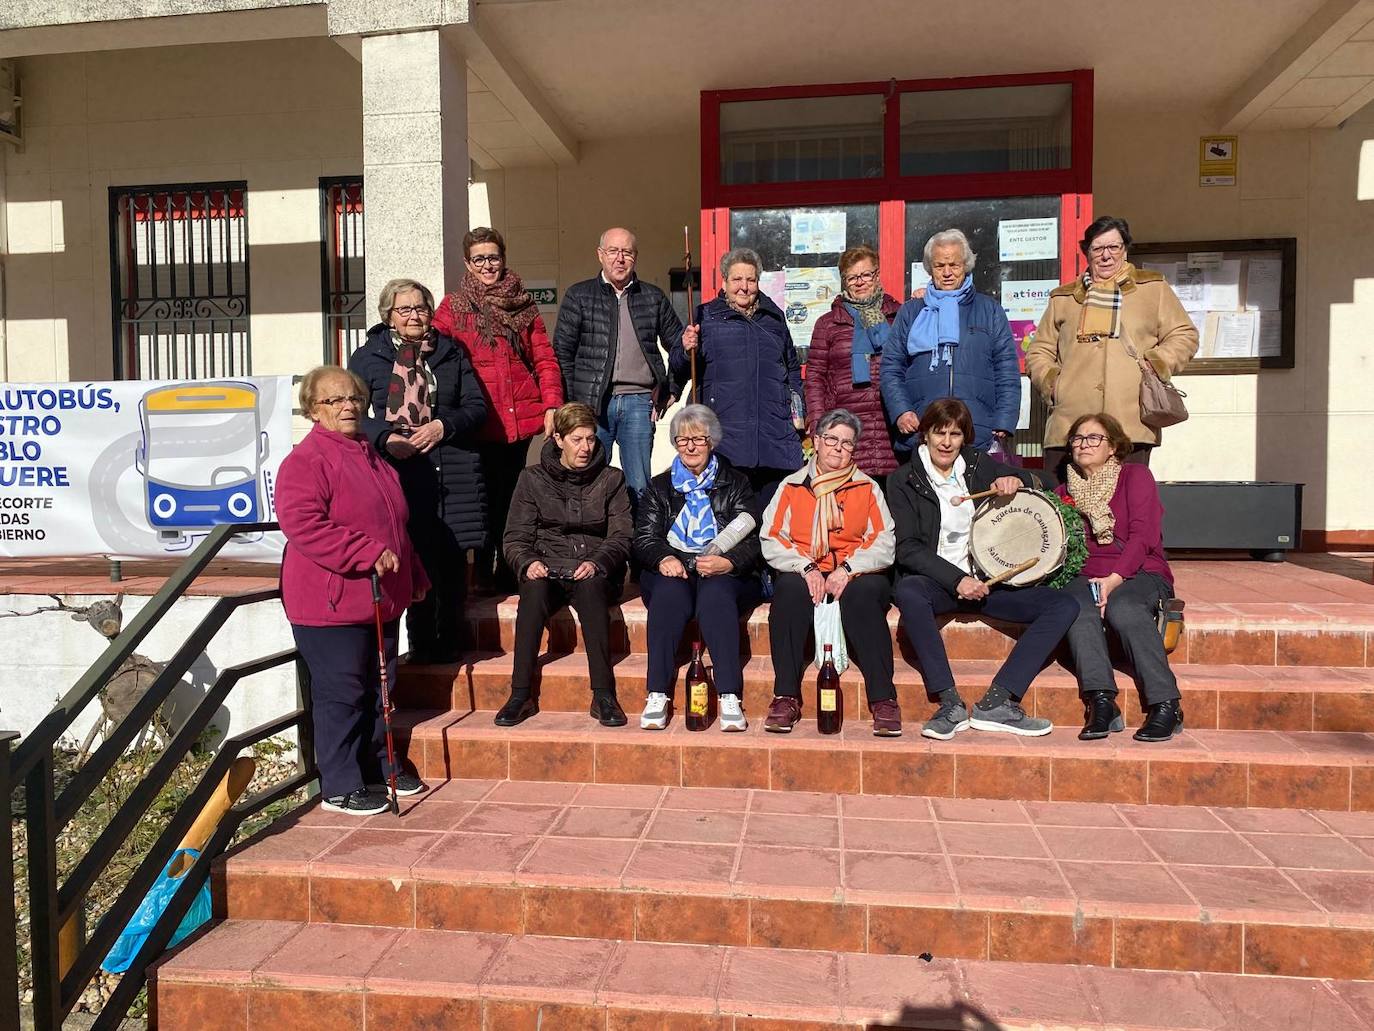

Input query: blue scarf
[667,454,719,553]
[907,277,973,371]
[847,306,892,387]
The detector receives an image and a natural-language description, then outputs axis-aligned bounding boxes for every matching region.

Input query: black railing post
[294,656,317,793]
[26,753,63,1030]
[0,731,20,1031]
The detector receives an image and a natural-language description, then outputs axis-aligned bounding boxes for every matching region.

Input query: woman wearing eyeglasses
[1056,412,1183,743]
[805,245,902,478]
[349,278,487,663]
[1025,215,1199,483]
[633,404,760,731]
[432,227,564,592]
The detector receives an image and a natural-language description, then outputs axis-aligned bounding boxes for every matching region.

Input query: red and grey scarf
[448,267,539,357]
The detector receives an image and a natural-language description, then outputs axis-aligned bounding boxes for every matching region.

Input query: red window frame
[699,69,1095,298]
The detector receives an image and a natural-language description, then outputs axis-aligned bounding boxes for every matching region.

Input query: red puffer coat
[433,297,564,444]
[805,293,902,478]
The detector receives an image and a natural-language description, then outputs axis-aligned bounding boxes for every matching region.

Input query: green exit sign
[528,281,557,306]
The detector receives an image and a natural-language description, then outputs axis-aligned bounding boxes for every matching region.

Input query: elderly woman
[676,247,805,497]
[888,397,1078,741]
[349,278,486,664]
[1057,412,1183,742]
[760,409,900,736]
[277,366,429,814]
[1025,215,1199,482]
[498,402,633,728]
[432,227,564,592]
[633,404,760,732]
[881,229,1020,452]
[806,245,902,478]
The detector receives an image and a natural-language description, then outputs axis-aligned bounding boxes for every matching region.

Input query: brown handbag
[1123,339,1189,429]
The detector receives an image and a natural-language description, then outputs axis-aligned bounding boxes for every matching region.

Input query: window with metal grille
[110,182,250,379]
[320,177,366,365]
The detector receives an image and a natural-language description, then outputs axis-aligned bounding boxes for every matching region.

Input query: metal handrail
[2,522,318,1031]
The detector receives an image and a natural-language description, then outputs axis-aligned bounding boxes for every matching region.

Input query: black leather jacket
[633,456,761,576]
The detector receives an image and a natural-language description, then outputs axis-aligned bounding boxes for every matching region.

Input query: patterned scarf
[808,456,857,562]
[1077,263,1135,341]
[385,330,436,428]
[667,454,719,553]
[724,289,760,321]
[845,290,891,387]
[907,276,972,371]
[1067,456,1122,544]
[449,267,539,355]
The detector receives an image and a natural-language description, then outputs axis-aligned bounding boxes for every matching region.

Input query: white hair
[922,229,976,275]
[720,247,762,281]
[670,404,723,447]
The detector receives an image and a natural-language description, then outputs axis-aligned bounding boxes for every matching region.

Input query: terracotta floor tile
[413,832,539,882]
[717,947,842,1021]
[310,874,414,928]
[1334,982,1374,1028]
[637,893,748,947]
[425,778,499,803]
[962,960,1098,1028]
[744,812,839,849]
[1244,832,1374,870]
[1023,800,1127,826]
[224,871,308,923]
[155,982,247,1031]
[948,856,1069,905]
[1170,865,1319,917]
[1142,829,1268,867]
[573,783,666,808]
[839,794,933,820]
[841,953,964,1021]
[1118,804,1228,831]
[749,899,865,953]
[517,836,637,886]
[987,911,1113,966]
[156,919,300,984]
[598,941,724,1010]
[938,822,1048,859]
[481,935,618,1004]
[660,787,750,811]
[842,818,941,853]
[1113,918,1243,974]
[1285,870,1374,916]
[1080,966,1227,1030]
[550,805,653,839]
[645,809,746,844]
[248,986,363,1030]
[931,798,1027,823]
[1245,924,1374,979]
[1198,973,1364,1031]
[1059,860,1195,910]
[1213,807,1333,833]
[487,780,584,804]
[1038,824,1155,863]
[748,789,840,816]
[254,923,400,990]
[620,841,738,892]
[734,844,842,897]
[866,905,986,960]
[365,928,505,992]
[842,850,954,898]
[460,802,564,836]
[310,829,444,876]
[413,882,524,934]
[362,800,473,832]
[227,827,351,870]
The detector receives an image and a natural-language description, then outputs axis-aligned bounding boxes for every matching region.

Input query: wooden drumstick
[950,487,1001,505]
[983,557,1038,586]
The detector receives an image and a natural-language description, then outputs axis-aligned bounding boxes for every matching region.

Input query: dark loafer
[1079,691,1125,741]
[494,695,538,727]
[1134,699,1184,743]
[591,694,628,727]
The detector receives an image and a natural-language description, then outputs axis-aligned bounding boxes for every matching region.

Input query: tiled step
[216,784,1374,983]
[397,652,1374,733]
[153,917,1374,1030]
[462,592,1374,668]
[390,710,1374,813]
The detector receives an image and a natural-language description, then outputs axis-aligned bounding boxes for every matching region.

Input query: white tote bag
[812,597,850,675]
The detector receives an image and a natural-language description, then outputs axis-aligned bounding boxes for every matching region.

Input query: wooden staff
[984,557,1038,586]
[684,224,698,404]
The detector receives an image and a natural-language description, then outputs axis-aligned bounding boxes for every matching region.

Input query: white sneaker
[641,692,671,730]
[719,694,747,732]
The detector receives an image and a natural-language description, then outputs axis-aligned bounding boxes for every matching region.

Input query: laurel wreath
[1045,492,1089,589]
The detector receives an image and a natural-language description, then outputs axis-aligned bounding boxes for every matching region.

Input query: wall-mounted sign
[1199,136,1238,187]
[526,280,558,306]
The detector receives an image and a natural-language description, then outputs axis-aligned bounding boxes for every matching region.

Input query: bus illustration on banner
[134,381,271,541]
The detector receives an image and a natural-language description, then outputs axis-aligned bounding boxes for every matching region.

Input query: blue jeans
[597,392,655,500]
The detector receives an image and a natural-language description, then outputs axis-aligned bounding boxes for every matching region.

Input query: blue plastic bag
[102,848,213,973]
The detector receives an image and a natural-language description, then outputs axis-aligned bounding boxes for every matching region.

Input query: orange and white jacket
[760,466,895,575]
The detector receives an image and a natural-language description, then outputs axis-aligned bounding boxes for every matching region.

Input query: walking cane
[369,572,402,815]
[684,224,698,404]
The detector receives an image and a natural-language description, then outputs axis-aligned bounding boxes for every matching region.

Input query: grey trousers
[1063,573,1181,705]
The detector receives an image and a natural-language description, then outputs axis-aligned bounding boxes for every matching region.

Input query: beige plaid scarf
[1067,457,1122,544]
[1077,263,1136,341]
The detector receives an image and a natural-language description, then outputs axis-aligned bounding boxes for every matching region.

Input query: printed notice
[998,218,1059,262]
[1214,311,1258,358]
[1000,280,1059,322]
[910,262,932,294]
[760,270,787,312]
[1174,266,1206,309]
[780,267,842,350]
[1203,260,1242,311]
[790,211,846,254]
[1256,312,1283,358]
[1245,257,1282,311]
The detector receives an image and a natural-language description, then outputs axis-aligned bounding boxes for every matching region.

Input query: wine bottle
[816,643,842,735]
[685,640,709,732]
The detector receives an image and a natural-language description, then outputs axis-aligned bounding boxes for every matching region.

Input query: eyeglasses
[468,254,503,267]
[316,394,366,409]
[843,269,879,287]
[600,246,637,259]
[1088,243,1125,257]
[673,435,710,448]
[391,305,431,317]
[818,433,856,453]
[1069,433,1108,448]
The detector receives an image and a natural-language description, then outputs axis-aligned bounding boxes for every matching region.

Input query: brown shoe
[871,698,903,737]
[763,695,803,733]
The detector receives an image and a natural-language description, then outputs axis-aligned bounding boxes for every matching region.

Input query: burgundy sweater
[1055,463,1174,586]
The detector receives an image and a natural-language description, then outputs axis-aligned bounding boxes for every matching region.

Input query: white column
[361,29,469,311]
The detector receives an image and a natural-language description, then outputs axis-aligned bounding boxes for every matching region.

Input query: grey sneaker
[321,788,390,816]
[969,699,1052,737]
[641,691,671,730]
[922,698,971,741]
[719,694,747,732]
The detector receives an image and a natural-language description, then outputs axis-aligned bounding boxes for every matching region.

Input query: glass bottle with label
[685,641,710,732]
[816,644,842,735]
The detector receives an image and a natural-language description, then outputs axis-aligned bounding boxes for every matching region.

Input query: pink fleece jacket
[277,424,429,627]
[1056,462,1174,586]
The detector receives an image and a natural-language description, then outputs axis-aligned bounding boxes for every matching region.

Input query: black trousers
[478,438,533,582]
[894,574,1079,702]
[641,570,758,697]
[293,620,399,799]
[511,575,616,699]
[767,571,895,703]
[1043,443,1152,485]
[408,516,467,653]
[1063,573,1181,705]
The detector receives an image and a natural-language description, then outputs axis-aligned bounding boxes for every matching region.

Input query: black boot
[1079,691,1124,741]
[494,693,538,727]
[1134,699,1184,743]
[590,693,628,727]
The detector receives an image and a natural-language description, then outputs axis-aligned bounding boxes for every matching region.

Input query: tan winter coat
[1024,267,1198,446]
